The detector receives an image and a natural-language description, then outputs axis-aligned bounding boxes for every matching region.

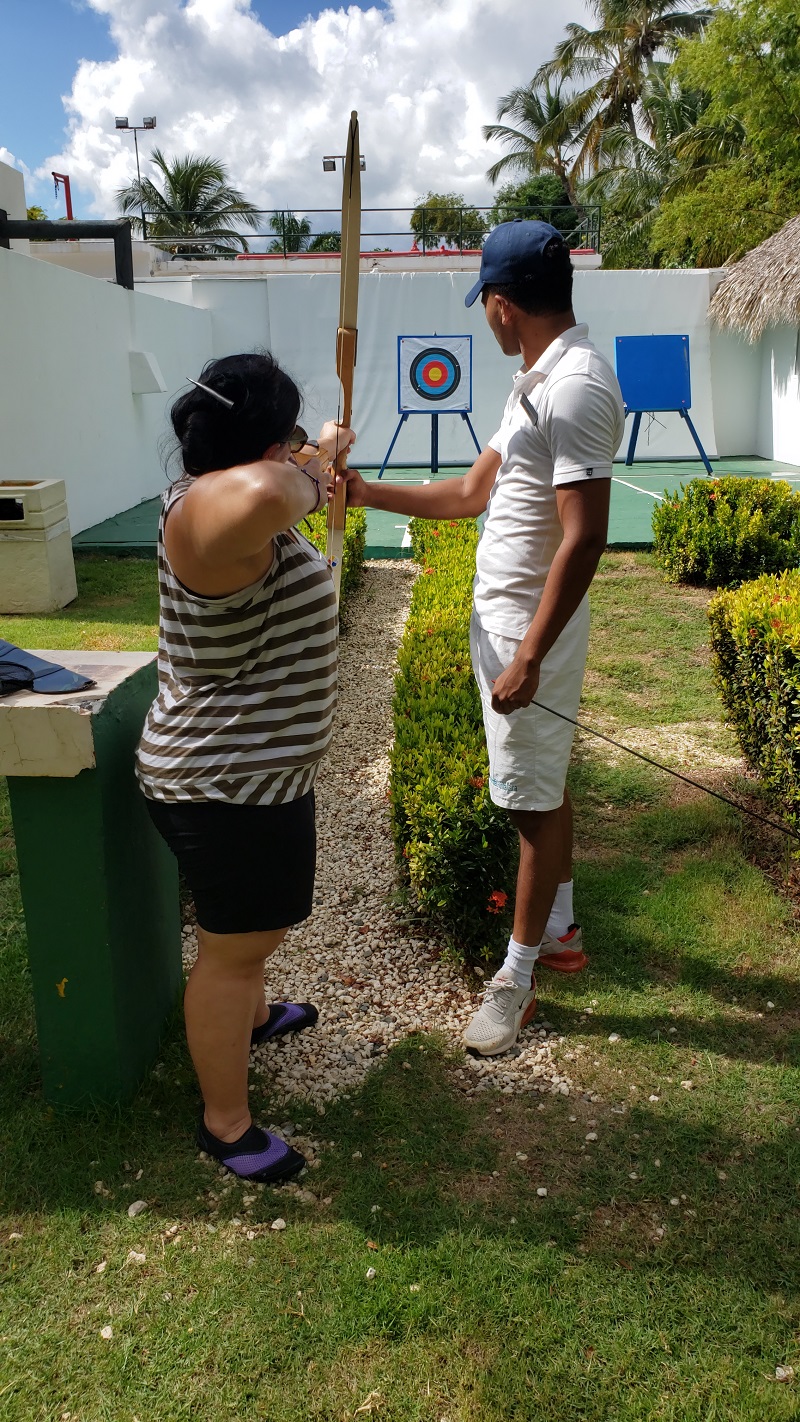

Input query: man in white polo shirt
[339,220,625,1055]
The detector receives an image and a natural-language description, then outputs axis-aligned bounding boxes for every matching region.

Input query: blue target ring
[409,347,461,402]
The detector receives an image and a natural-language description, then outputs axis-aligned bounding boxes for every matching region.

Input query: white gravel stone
[127,1200,148,1219]
[179,564,570,1107]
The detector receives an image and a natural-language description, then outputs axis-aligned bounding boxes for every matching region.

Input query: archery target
[398,336,472,413]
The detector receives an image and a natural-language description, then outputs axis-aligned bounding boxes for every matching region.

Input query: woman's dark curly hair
[170,352,302,476]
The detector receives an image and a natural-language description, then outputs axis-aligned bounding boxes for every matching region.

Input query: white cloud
[40,0,586,226]
[1,147,32,179]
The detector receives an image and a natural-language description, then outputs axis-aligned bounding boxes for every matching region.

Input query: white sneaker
[463,972,538,1056]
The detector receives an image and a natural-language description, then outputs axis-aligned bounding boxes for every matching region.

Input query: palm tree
[483,80,585,211]
[116,149,261,255]
[534,0,712,169]
[267,213,312,253]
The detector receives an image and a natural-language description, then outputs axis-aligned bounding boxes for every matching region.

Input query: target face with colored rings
[410,347,461,402]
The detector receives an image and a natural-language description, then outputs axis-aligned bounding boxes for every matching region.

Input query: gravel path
[182,561,570,1110]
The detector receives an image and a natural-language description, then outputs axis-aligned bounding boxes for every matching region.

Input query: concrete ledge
[0,650,156,776]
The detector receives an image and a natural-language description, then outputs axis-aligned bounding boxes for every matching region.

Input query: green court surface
[73,457,800,560]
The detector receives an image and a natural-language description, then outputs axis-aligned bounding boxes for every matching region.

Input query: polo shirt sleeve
[541,369,623,486]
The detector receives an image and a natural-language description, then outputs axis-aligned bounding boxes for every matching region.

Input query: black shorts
[145,791,316,935]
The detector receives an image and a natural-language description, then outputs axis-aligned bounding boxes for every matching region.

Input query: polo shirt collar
[513,323,589,390]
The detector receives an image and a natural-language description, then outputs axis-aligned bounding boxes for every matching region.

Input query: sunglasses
[288,425,313,453]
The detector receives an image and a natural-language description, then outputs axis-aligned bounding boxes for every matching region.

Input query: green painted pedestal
[1,652,182,1106]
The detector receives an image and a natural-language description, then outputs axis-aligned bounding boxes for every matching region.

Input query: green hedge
[390,519,516,963]
[708,569,800,816]
[304,506,366,609]
[652,476,800,587]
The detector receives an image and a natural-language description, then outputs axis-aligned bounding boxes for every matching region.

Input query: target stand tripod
[377,409,482,479]
[379,335,481,478]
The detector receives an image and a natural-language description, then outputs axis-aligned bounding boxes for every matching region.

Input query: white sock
[545,880,574,940]
[499,936,542,990]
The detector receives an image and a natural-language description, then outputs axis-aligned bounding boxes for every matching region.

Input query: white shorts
[470,602,590,812]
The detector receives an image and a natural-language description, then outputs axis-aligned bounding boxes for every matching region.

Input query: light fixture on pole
[322,154,366,172]
[115,116,157,240]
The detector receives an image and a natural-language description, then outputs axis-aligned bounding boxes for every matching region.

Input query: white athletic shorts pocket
[469,602,590,812]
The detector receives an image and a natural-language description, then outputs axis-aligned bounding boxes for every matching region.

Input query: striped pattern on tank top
[135,478,338,807]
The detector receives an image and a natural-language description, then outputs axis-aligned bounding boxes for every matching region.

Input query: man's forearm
[364,476,481,520]
[518,537,605,670]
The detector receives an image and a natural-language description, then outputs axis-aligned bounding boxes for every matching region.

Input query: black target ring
[409,347,461,402]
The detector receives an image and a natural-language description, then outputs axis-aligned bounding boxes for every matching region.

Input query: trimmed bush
[652,476,800,587]
[304,506,366,608]
[390,519,516,963]
[708,569,800,816]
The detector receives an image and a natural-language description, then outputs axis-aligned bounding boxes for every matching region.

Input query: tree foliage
[268,213,311,253]
[116,149,260,255]
[533,0,711,167]
[484,81,584,209]
[488,177,584,243]
[484,0,800,269]
[651,0,800,264]
[410,192,487,249]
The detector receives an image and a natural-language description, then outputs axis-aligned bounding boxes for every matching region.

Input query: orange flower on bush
[486,889,508,914]
[469,776,485,789]
[432,529,440,536]
[424,568,435,575]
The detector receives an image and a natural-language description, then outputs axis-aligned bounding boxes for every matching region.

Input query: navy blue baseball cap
[465,219,565,307]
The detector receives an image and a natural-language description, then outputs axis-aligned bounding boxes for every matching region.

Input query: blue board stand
[615,334,712,475]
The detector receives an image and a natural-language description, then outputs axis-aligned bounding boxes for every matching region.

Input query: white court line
[771,472,800,480]
[611,475,665,502]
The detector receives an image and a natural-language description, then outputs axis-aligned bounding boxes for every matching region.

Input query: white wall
[140,266,745,465]
[0,158,29,254]
[5,245,793,549]
[757,326,800,463]
[0,247,212,533]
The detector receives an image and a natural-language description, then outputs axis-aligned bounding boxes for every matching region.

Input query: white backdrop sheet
[144,267,759,466]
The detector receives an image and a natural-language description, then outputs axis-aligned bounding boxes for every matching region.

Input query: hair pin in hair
[185,375,235,409]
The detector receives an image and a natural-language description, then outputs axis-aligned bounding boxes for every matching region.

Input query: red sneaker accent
[538,925,588,974]
[537,947,589,974]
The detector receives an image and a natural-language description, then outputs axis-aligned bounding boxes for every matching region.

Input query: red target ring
[410,347,461,402]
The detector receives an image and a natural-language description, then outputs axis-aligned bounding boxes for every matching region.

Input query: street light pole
[115,117,157,241]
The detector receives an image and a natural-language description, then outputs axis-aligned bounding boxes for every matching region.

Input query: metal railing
[140,204,602,259]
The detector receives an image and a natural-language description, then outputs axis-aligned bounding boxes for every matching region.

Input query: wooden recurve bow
[325,110,361,602]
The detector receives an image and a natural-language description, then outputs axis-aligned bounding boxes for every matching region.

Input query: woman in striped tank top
[136,352,354,1183]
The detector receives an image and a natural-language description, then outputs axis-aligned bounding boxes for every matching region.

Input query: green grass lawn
[0,553,798,1420]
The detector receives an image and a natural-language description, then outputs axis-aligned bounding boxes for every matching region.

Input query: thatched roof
[709,214,800,342]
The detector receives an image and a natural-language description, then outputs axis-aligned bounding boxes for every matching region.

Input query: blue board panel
[615,334,692,411]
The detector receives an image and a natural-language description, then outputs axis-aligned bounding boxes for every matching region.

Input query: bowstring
[531,698,800,844]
